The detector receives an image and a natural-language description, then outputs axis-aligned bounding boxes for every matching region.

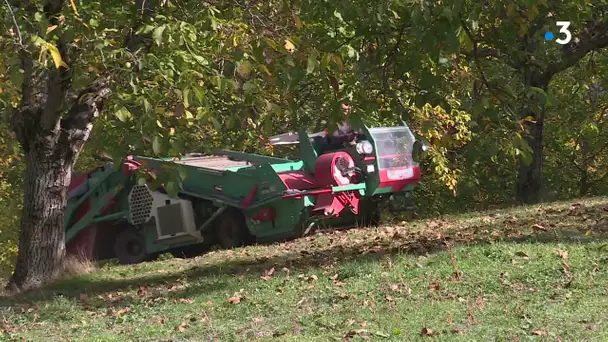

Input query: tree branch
[545,20,608,78]
[551,145,583,172]
[460,18,517,101]
[60,78,112,134]
[466,47,500,60]
[584,139,608,163]
[38,0,72,132]
[588,170,608,187]
[3,0,23,47]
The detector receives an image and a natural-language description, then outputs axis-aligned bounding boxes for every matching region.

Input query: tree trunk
[516,118,544,204]
[7,142,74,291]
[516,73,550,204]
[579,138,590,197]
[4,0,150,292]
[7,78,111,292]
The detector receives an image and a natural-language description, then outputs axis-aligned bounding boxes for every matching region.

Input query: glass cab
[363,125,421,195]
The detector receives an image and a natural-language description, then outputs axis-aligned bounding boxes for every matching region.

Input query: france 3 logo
[544,21,572,45]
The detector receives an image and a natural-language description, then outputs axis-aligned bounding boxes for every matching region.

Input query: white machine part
[127,185,199,242]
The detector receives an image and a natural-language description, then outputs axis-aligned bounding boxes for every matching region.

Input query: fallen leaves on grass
[342,329,389,340]
[298,273,318,290]
[482,216,494,223]
[466,303,479,327]
[568,203,583,216]
[295,297,307,307]
[426,220,446,229]
[298,274,318,282]
[261,267,275,281]
[531,329,548,336]
[333,280,346,287]
[86,310,105,318]
[335,291,349,299]
[111,306,131,317]
[554,249,568,259]
[445,240,462,281]
[137,286,149,297]
[148,296,167,305]
[562,260,573,284]
[514,251,529,260]
[475,296,486,312]
[420,327,439,337]
[2,316,14,334]
[177,298,194,304]
[428,281,440,291]
[343,329,370,339]
[176,321,188,332]
[532,224,547,231]
[166,282,186,292]
[79,293,89,304]
[228,289,246,304]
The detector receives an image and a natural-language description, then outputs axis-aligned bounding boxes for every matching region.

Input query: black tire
[114,228,158,264]
[169,243,211,259]
[356,199,381,227]
[216,208,252,249]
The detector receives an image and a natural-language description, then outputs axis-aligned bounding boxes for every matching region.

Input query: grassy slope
[1,197,607,341]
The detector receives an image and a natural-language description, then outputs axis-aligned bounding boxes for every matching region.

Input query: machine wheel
[216,208,252,249]
[114,228,158,265]
[356,200,381,227]
[169,243,212,259]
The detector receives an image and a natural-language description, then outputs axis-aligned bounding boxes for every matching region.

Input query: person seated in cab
[324,103,362,150]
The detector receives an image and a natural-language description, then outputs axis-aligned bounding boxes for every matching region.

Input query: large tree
[0,0,157,290]
[458,0,608,203]
[2,1,99,291]
[1,0,271,290]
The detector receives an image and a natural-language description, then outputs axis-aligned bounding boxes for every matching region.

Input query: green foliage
[409,101,472,191]
[545,53,608,197]
[0,0,607,277]
[0,116,23,278]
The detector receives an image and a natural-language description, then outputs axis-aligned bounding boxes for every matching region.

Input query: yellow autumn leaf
[38,44,48,64]
[70,0,79,16]
[46,43,68,69]
[522,116,536,123]
[284,39,295,53]
[293,13,302,29]
[259,65,271,76]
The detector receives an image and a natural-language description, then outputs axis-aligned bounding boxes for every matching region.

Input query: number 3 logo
[556,21,572,45]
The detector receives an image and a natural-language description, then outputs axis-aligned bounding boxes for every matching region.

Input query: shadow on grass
[1,201,607,307]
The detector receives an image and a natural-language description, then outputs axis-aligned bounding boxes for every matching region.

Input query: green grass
[1,197,608,341]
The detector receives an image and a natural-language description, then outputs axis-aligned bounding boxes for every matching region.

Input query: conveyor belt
[172,155,252,170]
